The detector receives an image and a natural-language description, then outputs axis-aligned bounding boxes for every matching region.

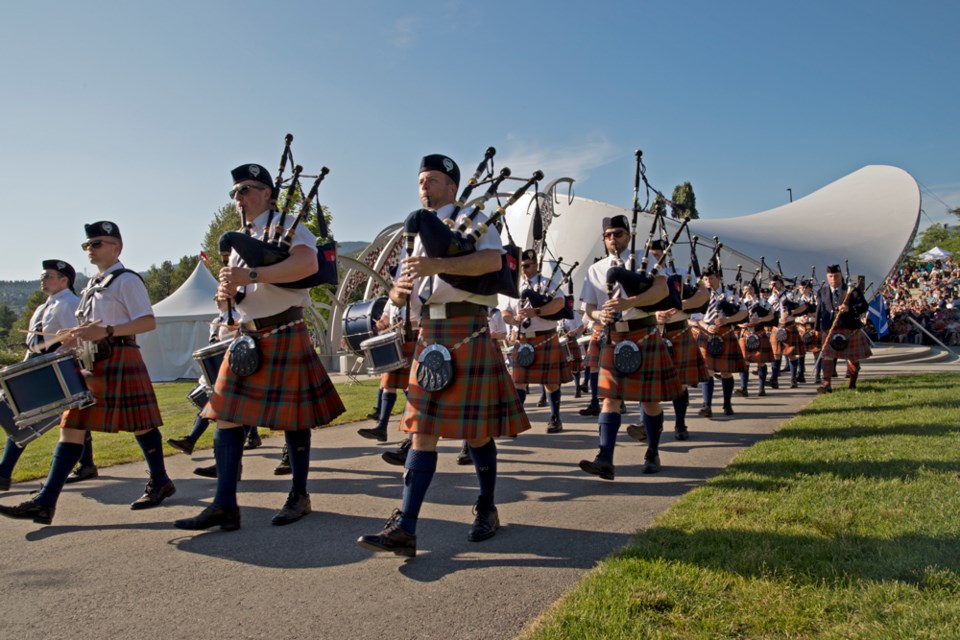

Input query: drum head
[342,297,388,355]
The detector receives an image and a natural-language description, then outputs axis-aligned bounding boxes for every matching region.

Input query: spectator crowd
[880,257,960,345]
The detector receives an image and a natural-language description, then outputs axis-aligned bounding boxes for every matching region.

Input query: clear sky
[1,0,957,280]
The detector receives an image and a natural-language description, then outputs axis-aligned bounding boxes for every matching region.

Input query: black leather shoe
[468,503,500,542]
[674,427,690,441]
[193,464,217,478]
[579,454,615,480]
[536,397,548,407]
[574,388,582,398]
[849,381,857,390]
[243,432,262,450]
[817,385,832,394]
[578,404,601,417]
[698,406,712,418]
[357,509,417,557]
[274,446,291,475]
[0,476,10,491]
[0,499,54,524]
[167,436,195,455]
[366,409,380,420]
[642,450,661,474]
[130,479,175,510]
[758,389,767,397]
[357,427,387,442]
[797,375,807,384]
[578,383,590,393]
[175,504,240,531]
[734,388,748,397]
[790,379,799,389]
[64,464,98,484]
[456,442,472,466]
[722,405,735,416]
[546,416,563,433]
[383,439,411,466]
[625,424,647,442]
[769,380,780,389]
[271,491,311,526]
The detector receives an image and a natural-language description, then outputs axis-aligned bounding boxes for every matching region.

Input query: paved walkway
[0,349,954,640]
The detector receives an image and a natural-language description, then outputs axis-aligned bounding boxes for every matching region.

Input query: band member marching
[560,307,586,398]
[0,260,94,490]
[796,278,819,383]
[357,154,530,557]
[503,249,573,433]
[174,162,345,532]
[736,280,776,397]
[696,264,748,417]
[578,215,683,480]
[1,223,174,525]
[768,275,807,389]
[816,264,871,393]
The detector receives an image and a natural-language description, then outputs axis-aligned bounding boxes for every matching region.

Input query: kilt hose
[663,325,707,387]
[739,327,775,364]
[584,326,603,370]
[819,327,873,362]
[202,322,345,430]
[771,323,802,359]
[697,327,747,374]
[511,332,574,387]
[566,336,584,374]
[383,337,416,390]
[61,345,162,433]
[402,315,531,440]
[598,325,683,403]
[799,324,820,354]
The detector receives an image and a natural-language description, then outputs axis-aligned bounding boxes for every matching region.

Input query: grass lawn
[5,378,396,484]
[521,373,960,640]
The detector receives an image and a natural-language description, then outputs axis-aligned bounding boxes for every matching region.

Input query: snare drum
[186,383,212,411]
[0,396,62,448]
[558,336,574,363]
[359,331,408,374]
[0,350,93,432]
[342,297,387,356]
[192,339,232,390]
[577,336,591,359]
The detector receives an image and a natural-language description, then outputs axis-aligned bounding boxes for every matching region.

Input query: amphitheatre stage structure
[319,164,921,371]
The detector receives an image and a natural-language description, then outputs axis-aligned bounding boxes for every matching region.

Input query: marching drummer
[0,260,95,491]
[0,223,175,525]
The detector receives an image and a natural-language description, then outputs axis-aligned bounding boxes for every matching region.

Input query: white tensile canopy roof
[500,165,921,298]
[919,246,952,261]
[140,262,220,381]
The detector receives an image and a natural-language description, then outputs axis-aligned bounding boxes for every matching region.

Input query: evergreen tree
[671,182,700,220]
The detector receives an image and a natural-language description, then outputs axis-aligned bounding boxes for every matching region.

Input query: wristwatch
[248,269,259,282]
[105,325,115,338]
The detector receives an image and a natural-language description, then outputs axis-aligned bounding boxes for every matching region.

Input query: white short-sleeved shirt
[231,209,317,322]
[487,308,507,336]
[26,288,79,352]
[561,309,584,334]
[77,262,153,326]
[403,203,504,308]
[580,249,645,321]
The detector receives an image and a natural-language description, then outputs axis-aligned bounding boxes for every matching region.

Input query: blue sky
[1,1,957,280]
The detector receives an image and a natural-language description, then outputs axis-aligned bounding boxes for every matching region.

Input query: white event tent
[140,262,220,381]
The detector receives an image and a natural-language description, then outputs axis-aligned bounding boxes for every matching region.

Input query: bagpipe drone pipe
[520,259,580,321]
[218,134,338,290]
[402,160,544,298]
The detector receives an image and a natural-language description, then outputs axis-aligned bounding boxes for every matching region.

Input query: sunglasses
[603,230,627,239]
[81,239,118,251]
[229,184,267,199]
[521,262,536,268]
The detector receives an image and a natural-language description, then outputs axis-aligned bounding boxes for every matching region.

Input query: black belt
[421,302,488,320]
[107,336,137,347]
[243,306,303,331]
[663,320,689,333]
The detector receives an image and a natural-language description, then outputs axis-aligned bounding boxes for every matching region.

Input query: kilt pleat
[663,325,707,386]
[511,333,574,386]
[567,338,584,374]
[202,322,345,430]
[739,327,775,363]
[61,346,162,433]
[383,337,417,390]
[598,326,683,403]
[697,327,747,373]
[820,327,873,361]
[770,323,802,358]
[402,316,530,439]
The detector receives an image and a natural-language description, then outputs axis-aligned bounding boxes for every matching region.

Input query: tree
[143,254,198,303]
[5,290,45,350]
[671,182,700,220]
[201,203,242,276]
[0,303,17,342]
[912,223,960,258]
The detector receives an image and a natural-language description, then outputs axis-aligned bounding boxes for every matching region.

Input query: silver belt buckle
[615,320,629,333]
[429,305,447,320]
[523,330,536,339]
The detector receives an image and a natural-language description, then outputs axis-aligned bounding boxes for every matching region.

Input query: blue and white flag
[868,293,890,338]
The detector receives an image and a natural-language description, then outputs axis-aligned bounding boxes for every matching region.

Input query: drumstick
[26,320,102,353]
[19,329,63,337]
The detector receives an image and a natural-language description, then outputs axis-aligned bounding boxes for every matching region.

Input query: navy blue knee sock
[516,388,527,405]
[284,429,311,496]
[78,430,95,468]
[701,378,715,408]
[399,449,437,535]
[771,358,781,382]
[0,438,25,479]
[34,442,84,508]
[574,372,581,388]
[598,412,622,463]
[547,389,561,419]
[644,410,664,453]
[376,392,398,432]
[721,376,735,408]
[188,415,211,443]
[788,359,798,380]
[590,372,600,404]
[672,389,689,430]
[135,429,170,485]
[373,387,383,413]
[758,364,768,392]
[739,371,749,392]
[469,439,497,509]
[213,427,245,510]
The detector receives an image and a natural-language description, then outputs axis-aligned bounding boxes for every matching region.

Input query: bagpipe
[520,259,580,324]
[402,148,542,298]
[219,133,338,291]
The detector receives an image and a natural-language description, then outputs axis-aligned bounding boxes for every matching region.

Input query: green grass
[5,378,397,484]
[521,374,960,640]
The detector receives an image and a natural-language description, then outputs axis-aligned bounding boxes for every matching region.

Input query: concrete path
[0,348,953,640]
